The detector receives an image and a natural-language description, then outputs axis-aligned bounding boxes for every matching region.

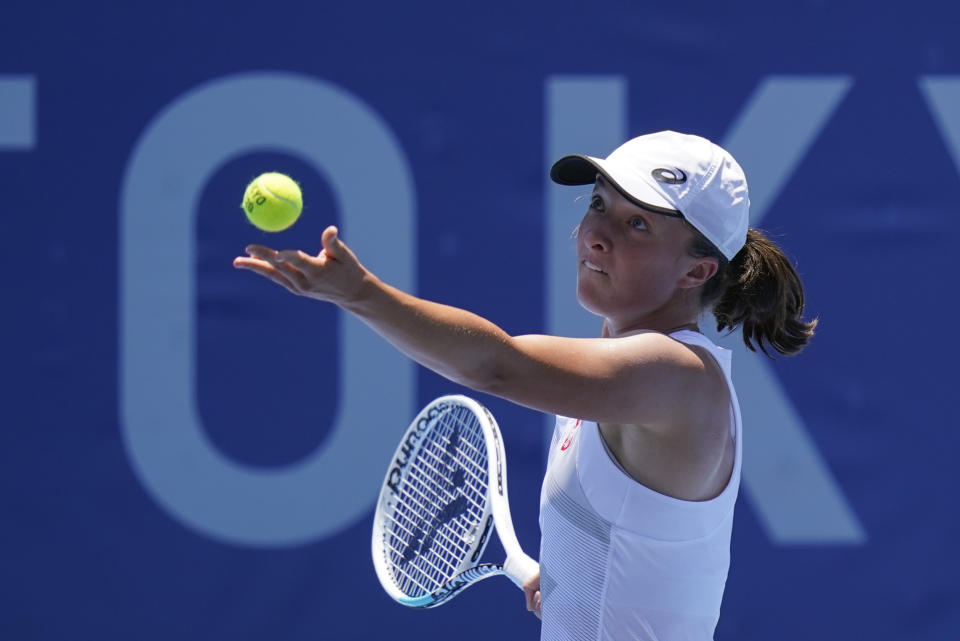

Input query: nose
[579,211,610,253]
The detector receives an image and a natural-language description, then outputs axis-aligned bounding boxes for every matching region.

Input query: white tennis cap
[550,130,750,260]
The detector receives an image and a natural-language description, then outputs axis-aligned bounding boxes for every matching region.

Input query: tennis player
[234,130,815,640]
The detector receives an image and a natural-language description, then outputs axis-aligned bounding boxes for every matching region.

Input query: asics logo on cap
[651,167,687,184]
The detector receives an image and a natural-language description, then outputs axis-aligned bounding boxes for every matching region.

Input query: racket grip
[503,552,540,589]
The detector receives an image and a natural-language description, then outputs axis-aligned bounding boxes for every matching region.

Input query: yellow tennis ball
[242,172,303,232]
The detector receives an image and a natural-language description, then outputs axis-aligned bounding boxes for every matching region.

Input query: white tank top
[538,330,742,641]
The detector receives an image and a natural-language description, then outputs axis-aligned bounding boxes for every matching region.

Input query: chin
[576,283,610,318]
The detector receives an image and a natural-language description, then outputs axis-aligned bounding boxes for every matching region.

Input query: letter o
[120,72,415,546]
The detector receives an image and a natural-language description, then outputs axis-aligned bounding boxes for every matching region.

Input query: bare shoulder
[662,333,729,403]
[485,330,726,429]
[615,331,721,377]
[598,333,734,500]
[614,331,729,425]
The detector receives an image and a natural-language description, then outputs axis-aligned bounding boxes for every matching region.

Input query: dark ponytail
[687,226,817,357]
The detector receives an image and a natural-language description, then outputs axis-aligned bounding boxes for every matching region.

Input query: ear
[678,256,718,289]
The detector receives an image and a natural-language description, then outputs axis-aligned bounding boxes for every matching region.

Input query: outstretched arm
[235,225,523,389]
[233,226,716,428]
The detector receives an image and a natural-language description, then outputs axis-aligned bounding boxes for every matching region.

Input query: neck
[596,287,706,338]
[602,317,700,338]
[602,300,702,338]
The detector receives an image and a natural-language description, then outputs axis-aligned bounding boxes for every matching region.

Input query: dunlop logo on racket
[372,395,539,608]
[385,405,440,494]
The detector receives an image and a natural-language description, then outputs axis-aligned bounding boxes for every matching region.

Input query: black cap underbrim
[549,154,684,218]
[549,155,600,185]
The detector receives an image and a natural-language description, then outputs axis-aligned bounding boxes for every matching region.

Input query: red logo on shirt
[560,419,582,452]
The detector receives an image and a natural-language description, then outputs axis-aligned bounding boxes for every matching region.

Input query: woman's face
[576,176,703,334]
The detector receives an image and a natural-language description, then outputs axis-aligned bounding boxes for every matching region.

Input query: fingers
[321,226,341,256]
[523,589,541,619]
[234,245,311,294]
[242,228,347,270]
[522,572,540,593]
[244,244,279,260]
[233,256,303,295]
[245,243,325,273]
[275,249,322,272]
[234,232,354,299]
[523,571,542,619]
[321,225,358,264]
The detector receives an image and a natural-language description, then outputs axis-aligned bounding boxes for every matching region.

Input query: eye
[629,216,648,231]
[590,194,604,211]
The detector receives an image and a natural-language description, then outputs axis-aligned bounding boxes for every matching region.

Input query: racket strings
[388,493,476,562]
[418,443,487,493]
[392,427,486,573]
[382,535,453,592]
[385,405,490,596]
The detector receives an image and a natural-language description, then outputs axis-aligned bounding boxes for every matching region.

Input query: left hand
[232,225,369,305]
[523,571,542,619]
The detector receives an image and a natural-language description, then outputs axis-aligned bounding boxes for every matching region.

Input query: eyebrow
[592,174,645,206]
[593,172,684,221]
[591,175,660,227]
[591,175,614,199]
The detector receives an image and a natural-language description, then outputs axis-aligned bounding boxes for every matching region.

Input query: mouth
[582,260,607,275]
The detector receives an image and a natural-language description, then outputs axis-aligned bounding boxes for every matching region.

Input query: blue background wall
[3,1,958,639]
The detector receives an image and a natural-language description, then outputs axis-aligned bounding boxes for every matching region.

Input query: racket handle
[503,552,540,589]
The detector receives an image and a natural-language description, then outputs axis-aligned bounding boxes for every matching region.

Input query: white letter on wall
[0,75,35,150]
[120,72,415,546]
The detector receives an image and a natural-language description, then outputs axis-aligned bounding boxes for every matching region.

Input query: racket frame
[371,395,538,608]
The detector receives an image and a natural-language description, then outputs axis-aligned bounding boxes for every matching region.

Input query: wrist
[339,270,383,313]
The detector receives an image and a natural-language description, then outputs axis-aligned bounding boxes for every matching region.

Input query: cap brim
[550,154,603,186]
[549,154,683,218]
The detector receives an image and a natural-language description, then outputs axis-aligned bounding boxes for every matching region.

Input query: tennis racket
[372,394,539,608]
